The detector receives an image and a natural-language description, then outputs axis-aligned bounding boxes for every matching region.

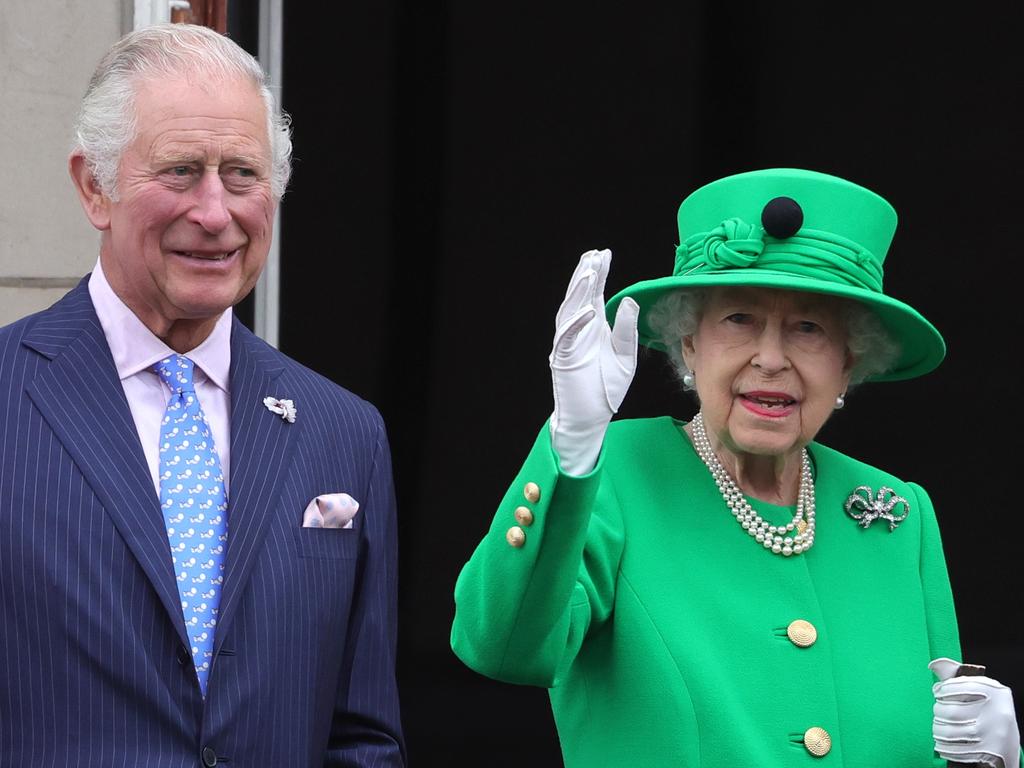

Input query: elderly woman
[450,169,1020,767]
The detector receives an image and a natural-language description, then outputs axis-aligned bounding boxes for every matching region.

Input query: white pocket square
[302,493,359,529]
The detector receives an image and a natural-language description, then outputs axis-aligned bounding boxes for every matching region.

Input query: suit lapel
[23,281,189,648]
[215,319,299,645]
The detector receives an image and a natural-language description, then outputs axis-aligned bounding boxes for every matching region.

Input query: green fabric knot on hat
[685,217,765,270]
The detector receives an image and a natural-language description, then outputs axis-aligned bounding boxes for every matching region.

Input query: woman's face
[681,286,854,460]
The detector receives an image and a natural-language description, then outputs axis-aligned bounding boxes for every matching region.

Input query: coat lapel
[214,319,299,645]
[22,280,189,648]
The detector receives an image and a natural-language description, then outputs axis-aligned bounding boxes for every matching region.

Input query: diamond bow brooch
[844,485,909,532]
[263,396,297,423]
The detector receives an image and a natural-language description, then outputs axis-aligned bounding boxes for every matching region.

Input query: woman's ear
[842,348,856,386]
[681,334,697,370]
[68,153,112,231]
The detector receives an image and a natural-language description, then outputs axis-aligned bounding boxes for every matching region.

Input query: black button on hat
[761,196,803,238]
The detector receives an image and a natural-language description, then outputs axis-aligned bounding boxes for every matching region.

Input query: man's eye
[168,166,193,177]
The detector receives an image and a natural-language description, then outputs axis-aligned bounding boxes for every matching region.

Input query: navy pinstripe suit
[0,279,405,766]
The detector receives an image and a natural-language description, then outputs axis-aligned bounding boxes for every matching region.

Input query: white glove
[930,657,1021,768]
[549,249,639,476]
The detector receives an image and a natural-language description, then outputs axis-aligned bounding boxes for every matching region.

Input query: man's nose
[187,169,232,233]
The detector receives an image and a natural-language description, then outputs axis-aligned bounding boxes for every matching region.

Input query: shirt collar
[87,258,232,392]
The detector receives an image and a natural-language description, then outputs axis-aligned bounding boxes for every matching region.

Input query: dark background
[232,2,1021,764]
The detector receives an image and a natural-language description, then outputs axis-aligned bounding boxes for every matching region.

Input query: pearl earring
[834,393,846,410]
[682,372,695,389]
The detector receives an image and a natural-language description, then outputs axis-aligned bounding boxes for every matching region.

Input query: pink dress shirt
[88,259,232,496]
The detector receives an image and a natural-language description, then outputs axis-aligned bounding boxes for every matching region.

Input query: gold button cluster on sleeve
[506,526,526,548]
[506,482,541,547]
[524,482,541,504]
[787,619,818,648]
[803,726,832,757]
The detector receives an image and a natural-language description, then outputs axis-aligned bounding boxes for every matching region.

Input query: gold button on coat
[506,526,526,548]
[524,482,541,503]
[803,726,832,756]
[787,619,818,648]
[514,506,534,526]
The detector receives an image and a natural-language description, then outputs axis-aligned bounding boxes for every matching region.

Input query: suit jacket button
[803,726,832,756]
[787,619,818,648]
[523,482,541,503]
[201,746,218,766]
[176,645,190,666]
[514,506,534,526]
[506,526,526,548]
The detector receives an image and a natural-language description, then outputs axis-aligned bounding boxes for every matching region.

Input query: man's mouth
[172,249,239,261]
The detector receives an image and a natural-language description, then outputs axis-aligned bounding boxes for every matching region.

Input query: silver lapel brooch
[844,485,909,532]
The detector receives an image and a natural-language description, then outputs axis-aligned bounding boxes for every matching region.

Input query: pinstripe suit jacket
[0,279,405,766]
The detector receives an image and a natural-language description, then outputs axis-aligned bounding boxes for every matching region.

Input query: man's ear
[69,153,112,231]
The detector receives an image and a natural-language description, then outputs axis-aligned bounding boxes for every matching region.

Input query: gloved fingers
[934,748,1003,767]
[934,714,982,741]
[550,305,598,366]
[935,676,1009,701]
[555,250,608,326]
[933,749,1005,768]
[929,657,963,682]
[589,248,612,310]
[555,259,598,330]
[609,297,639,365]
[933,679,990,725]
[935,701,987,728]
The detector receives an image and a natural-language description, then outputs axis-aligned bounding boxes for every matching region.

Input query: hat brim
[606,270,945,382]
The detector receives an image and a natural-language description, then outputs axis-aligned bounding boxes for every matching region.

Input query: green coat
[452,417,962,767]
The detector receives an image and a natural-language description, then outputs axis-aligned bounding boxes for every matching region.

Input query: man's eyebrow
[150,151,268,167]
[221,154,267,168]
[151,151,204,165]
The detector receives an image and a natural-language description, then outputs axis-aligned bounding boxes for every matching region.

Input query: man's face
[96,74,276,339]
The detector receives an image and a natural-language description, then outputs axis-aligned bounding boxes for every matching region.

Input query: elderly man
[0,23,405,766]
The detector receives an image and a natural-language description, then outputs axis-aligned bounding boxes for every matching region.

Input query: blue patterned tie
[154,355,228,696]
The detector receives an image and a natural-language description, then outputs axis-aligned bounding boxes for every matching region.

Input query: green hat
[606,168,945,381]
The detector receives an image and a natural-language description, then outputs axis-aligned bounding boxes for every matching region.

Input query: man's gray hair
[646,288,901,392]
[72,23,292,200]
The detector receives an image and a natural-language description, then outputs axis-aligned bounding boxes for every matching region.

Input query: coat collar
[23,279,191,647]
[214,317,299,646]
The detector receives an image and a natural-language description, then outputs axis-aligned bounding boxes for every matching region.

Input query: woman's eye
[725,313,752,325]
[796,320,822,334]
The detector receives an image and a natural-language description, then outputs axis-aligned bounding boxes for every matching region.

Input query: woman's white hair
[645,288,901,392]
[72,23,292,200]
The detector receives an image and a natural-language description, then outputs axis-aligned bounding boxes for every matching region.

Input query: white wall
[0,1,127,325]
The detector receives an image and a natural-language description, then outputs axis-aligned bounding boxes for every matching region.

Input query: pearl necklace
[690,412,816,557]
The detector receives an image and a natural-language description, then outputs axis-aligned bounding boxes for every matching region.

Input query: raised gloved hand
[549,249,639,476]
[930,657,1021,768]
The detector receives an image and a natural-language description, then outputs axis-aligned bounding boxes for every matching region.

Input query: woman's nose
[750,324,790,372]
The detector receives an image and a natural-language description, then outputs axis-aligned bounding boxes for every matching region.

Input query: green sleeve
[450,421,624,687]
[910,481,961,665]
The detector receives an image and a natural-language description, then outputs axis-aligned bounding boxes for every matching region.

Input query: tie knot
[154,355,196,394]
